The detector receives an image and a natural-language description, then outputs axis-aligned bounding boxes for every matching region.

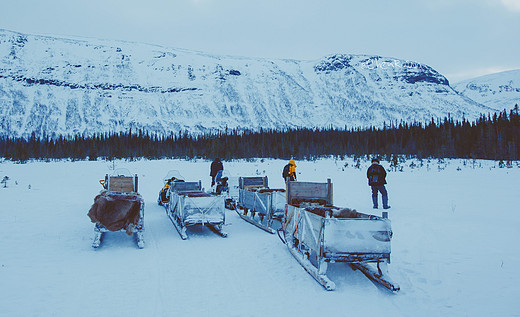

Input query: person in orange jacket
[282,159,297,182]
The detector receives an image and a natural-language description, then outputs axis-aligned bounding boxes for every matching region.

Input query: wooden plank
[239,176,267,189]
[287,179,332,205]
[170,181,201,192]
[108,176,135,192]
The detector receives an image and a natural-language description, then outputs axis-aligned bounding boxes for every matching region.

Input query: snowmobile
[212,170,238,210]
[235,176,286,234]
[214,170,228,195]
[162,171,227,239]
[88,168,145,249]
[157,170,185,207]
[279,179,399,292]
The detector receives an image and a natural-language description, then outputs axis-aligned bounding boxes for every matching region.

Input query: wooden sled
[89,169,144,249]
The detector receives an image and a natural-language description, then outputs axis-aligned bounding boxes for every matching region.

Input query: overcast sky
[1,0,519,82]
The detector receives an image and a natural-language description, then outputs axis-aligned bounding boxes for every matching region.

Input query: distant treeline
[1,106,519,162]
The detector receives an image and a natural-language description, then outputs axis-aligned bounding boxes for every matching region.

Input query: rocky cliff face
[0,29,492,138]
[453,70,520,111]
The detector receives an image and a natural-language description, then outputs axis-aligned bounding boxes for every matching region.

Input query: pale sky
[1,0,519,82]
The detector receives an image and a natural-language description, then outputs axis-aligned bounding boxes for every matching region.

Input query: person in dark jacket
[210,158,224,186]
[367,158,390,209]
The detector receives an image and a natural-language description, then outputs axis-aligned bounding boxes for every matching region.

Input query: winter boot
[382,195,390,209]
[372,196,378,209]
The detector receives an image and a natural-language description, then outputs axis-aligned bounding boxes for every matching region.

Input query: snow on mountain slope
[453,70,520,111]
[0,29,493,138]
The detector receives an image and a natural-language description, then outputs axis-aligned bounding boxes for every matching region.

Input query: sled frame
[282,180,399,292]
[92,173,145,249]
[236,177,285,234]
[166,181,227,239]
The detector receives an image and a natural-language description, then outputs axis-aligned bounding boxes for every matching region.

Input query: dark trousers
[371,185,389,208]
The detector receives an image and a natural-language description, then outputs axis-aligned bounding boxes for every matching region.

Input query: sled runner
[164,173,227,239]
[236,176,286,233]
[280,179,399,292]
[88,169,145,249]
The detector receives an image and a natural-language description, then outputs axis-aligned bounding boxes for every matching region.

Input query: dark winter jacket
[367,163,387,186]
[210,159,224,177]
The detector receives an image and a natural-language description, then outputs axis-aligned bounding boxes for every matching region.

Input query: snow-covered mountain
[0,29,493,138]
[453,70,520,111]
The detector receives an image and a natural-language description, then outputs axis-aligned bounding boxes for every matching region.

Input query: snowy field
[0,157,519,317]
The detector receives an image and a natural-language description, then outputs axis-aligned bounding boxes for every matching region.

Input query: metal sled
[165,177,227,239]
[280,179,399,292]
[236,176,286,234]
[88,168,145,249]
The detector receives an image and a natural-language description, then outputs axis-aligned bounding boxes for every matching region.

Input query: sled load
[279,179,399,292]
[162,171,227,239]
[88,169,145,249]
[236,176,286,233]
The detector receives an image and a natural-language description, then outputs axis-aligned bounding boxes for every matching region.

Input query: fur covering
[307,206,372,219]
[88,192,142,235]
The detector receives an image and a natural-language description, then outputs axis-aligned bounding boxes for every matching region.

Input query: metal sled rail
[236,209,277,234]
[167,212,188,240]
[351,262,400,293]
[284,236,336,290]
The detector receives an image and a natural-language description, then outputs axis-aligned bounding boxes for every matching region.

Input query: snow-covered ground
[0,157,518,317]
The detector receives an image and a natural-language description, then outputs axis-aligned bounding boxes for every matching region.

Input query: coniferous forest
[1,107,519,162]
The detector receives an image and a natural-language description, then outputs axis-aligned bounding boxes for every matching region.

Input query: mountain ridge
[453,69,520,111]
[0,29,494,138]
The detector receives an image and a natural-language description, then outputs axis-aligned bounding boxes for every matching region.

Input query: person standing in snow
[282,159,297,182]
[210,158,224,187]
[367,158,390,209]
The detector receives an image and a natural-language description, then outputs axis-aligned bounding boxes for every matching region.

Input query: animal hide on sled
[306,206,373,219]
[88,192,141,235]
